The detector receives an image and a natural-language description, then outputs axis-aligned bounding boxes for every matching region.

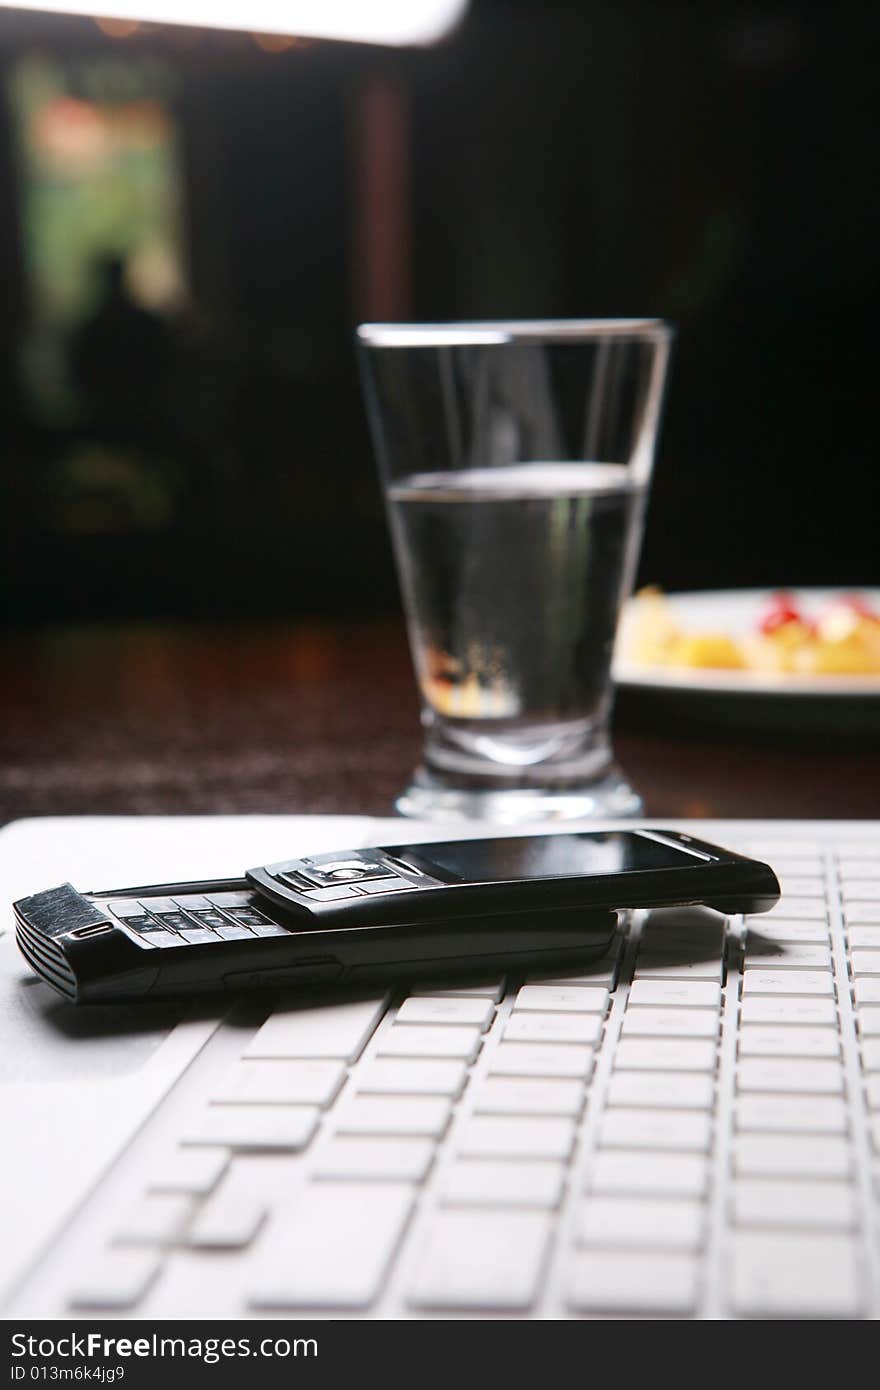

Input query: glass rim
[357,318,672,348]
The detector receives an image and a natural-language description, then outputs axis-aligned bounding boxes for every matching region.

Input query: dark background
[1,1,877,629]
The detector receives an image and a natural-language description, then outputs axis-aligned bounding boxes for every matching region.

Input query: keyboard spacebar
[249,1183,414,1309]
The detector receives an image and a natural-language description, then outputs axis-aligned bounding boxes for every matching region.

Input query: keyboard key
[641,908,725,946]
[249,1182,413,1309]
[408,1210,551,1310]
[843,880,880,901]
[854,978,880,1006]
[69,1250,160,1309]
[525,943,622,986]
[858,1007,880,1036]
[599,1108,712,1152]
[442,1160,565,1210]
[634,956,723,982]
[394,996,495,1028]
[736,1058,844,1094]
[745,920,829,945]
[844,904,880,925]
[614,1039,717,1072]
[488,1042,595,1079]
[742,839,822,861]
[730,1232,863,1317]
[336,1096,451,1138]
[742,969,833,997]
[186,1104,319,1151]
[861,1039,880,1070]
[411,977,505,1001]
[740,996,837,1025]
[245,996,387,1062]
[589,1151,709,1197]
[839,857,880,877]
[212,1059,346,1107]
[188,1192,266,1249]
[738,1025,840,1058]
[457,1115,576,1162]
[621,1007,719,1039]
[472,1076,583,1117]
[732,1180,857,1230]
[606,1071,715,1110]
[568,1251,698,1314]
[735,1094,848,1134]
[377,1025,482,1061]
[743,944,832,970]
[513,984,609,1013]
[847,926,880,948]
[148,1148,228,1196]
[761,900,827,921]
[776,876,826,898]
[116,1194,192,1245]
[865,1076,880,1109]
[851,950,880,976]
[627,980,721,1008]
[755,854,825,875]
[525,958,621,989]
[314,1137,435,1182]
[504,1012,603,1046]
[733,1134,851,1178]
[354,1058,468,1097]
[577,1197,704,1251]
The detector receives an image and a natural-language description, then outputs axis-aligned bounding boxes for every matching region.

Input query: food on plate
[622,588,880,676]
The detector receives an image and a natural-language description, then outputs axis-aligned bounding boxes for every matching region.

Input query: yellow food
[622,589,880,677]
[667,635,745,669]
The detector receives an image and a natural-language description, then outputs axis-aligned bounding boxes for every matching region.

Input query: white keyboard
[5,824,880,1319]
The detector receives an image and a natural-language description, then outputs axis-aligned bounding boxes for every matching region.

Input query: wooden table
[1,618,878,825]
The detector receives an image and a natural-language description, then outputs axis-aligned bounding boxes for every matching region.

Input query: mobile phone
[12,828,779,1005]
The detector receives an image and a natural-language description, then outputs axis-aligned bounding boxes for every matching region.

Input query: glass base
[394,767,643,824]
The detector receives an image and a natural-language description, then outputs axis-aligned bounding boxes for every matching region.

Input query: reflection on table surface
[1,617,879,824]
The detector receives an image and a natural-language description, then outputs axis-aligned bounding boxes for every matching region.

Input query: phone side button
[223,962,343,990]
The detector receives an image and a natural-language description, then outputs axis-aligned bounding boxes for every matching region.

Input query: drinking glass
[357,320,672,823]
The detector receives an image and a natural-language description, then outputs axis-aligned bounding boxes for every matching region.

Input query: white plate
[613,587,880,698]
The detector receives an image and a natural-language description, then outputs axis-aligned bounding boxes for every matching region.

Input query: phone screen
[387,831,716,884]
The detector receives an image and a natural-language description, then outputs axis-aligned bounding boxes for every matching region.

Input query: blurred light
[251,33,303,53]
[0,1,468,46]
[35,96,110,172]
[124,241,186,311]
[94,16,139,35]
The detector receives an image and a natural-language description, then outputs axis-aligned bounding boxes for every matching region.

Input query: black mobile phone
[12,828,779,1005]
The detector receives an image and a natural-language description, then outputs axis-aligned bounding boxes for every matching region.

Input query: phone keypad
[221,907,289,938]
[176,926,217,946]
[156,911,195,933]
[113,912,180,948]
[103,895,292,948]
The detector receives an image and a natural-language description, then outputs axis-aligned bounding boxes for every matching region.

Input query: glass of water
[357,320,672,823]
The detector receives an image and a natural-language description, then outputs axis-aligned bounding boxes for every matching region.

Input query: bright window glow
[0,1,468,46]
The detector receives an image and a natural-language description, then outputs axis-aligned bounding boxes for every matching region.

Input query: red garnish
[758,591,805,635]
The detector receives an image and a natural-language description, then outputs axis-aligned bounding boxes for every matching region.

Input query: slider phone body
[12,828,779,1004]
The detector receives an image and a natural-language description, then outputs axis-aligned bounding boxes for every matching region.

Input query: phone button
[302,859,394,885]
[223,962,342,990]
[301,884,366,902]
[358,877,416,895]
